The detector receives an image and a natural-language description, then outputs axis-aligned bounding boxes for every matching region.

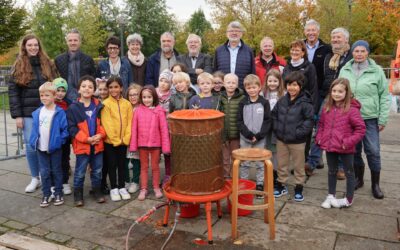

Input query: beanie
[159,69,173,83]
[53,77,68,91]
[351,40,370,53]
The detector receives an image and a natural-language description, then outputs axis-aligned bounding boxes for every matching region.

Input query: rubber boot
[74,188,84,207]
[92,187,105,203]
[371,171,384,199]
[354,165,364,190]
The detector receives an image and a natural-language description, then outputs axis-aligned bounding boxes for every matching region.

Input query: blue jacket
[213,40,255,89]
[29,106,69,153]
[96,57,133,90]
[145,49,180,86]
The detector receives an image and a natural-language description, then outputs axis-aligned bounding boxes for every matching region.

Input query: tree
[67,0,109,58]
[126,0,177,56]
[31,0,72,58]
[0,0,28,54]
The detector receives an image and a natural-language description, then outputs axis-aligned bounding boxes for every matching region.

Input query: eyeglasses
[107,47,120,51]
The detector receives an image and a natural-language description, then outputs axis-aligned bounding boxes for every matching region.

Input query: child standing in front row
[101,76,133,202]
[272,71,314,202]
[125,84,142,194]
[130,85,170,201]
[238,74,271,197]
[169,72,196,113]
[317,78,366,208]
[189,72,220,110]
[67,75,106,206]
[30,82,69,207]
[220,73,244,178]
[262,69,286,187]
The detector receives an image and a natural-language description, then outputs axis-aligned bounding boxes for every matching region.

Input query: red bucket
[180,203,200,218]
[227,179,256,216]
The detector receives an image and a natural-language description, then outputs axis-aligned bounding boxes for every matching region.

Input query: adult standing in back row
[214,21,255,89]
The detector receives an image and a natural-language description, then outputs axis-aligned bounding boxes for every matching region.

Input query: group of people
[8,19,389,209]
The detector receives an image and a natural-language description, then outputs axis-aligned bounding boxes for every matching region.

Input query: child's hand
[87,137,94,144]
[251,137,257,143]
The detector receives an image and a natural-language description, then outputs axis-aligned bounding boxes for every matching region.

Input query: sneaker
[274,184,288,198]
[53,195,64,206]
[333,198,352,208]
[316,160,325,169]
[40,197,50,208]
[25,177,41,193]
[138,189,147,201]
[154,188,163,199]
[128,182,139,194]
[49,187,55,202]
[119,188,131,200]
[256,184,264,199]
[294,185,304,202]
[110,188,121,202]
[63,184,72,195]
[305,163,315,176]
[337,169,346,180]
[321,194,337,209]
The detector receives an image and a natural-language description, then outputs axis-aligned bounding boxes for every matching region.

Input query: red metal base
[163,181,232,244]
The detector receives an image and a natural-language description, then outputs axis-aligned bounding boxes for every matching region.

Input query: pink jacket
[129,104,171,153]
[316,99,366,154]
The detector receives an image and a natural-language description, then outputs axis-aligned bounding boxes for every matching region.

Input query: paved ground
[0,113,399,250]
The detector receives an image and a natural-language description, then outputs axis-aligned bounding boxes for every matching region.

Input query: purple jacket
[316,99,366,154]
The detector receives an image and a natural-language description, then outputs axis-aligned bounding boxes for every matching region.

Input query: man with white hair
[177,34,212,85]
[55,29,95,100]
[214,21,255,89]
[145,32,179,86]
[305,27,352,177]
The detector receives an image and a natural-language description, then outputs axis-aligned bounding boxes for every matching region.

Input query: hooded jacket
[272,91,314,144]
[130,104,170,154]
[101,96,133,146]
[30,105,69,153]
[66,98,106,155]
[238,95,271,142]
[316,99,366,154]
[220,88,245,141]
[339,58,390,125]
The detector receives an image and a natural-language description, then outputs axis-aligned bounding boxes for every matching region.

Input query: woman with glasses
[96,36,133,90]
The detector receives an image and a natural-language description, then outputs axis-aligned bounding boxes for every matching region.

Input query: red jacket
[129,104,170,154]
[316,99,366,154]
[66,98,106,155]
[255,52,286,87]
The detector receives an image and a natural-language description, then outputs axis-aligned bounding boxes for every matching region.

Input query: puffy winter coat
[272,91,314,144]
[66,98,106,155]
[255,52,286,87]
[169,88,197,113]
[282,60,319,113]
[130,104,170,154]
[101,97,133,146]
[29,106,69,153]
[339,58,390,126]
[220,88,245,141]
[316,99,366,154]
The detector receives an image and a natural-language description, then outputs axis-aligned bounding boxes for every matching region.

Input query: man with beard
[177,34,212,87]
[145,32,179,86]
[55,29,95,100]
[305,27,352,177]
[214,21,255,89]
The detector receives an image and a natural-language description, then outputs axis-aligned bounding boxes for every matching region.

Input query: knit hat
[53,77,68,91]
[351,40,370,53]
[159,69,173,83]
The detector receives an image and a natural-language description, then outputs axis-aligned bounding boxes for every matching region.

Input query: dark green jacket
[169,87,197,113]
[220,88,245,141]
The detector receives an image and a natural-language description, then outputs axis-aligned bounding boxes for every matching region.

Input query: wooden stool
[231,148,275,240]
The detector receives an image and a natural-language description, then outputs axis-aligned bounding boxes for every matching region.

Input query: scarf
[352,60,369,77]
[291,58,304,67]
[329,44,350,70]
[109,57,121,76]
[127,51,145,66]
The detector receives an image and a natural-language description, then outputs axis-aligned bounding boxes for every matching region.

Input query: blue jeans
[37,149,63,197]
[23,117,40,177]
[354,119,381,172]
[74,152,103,189]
